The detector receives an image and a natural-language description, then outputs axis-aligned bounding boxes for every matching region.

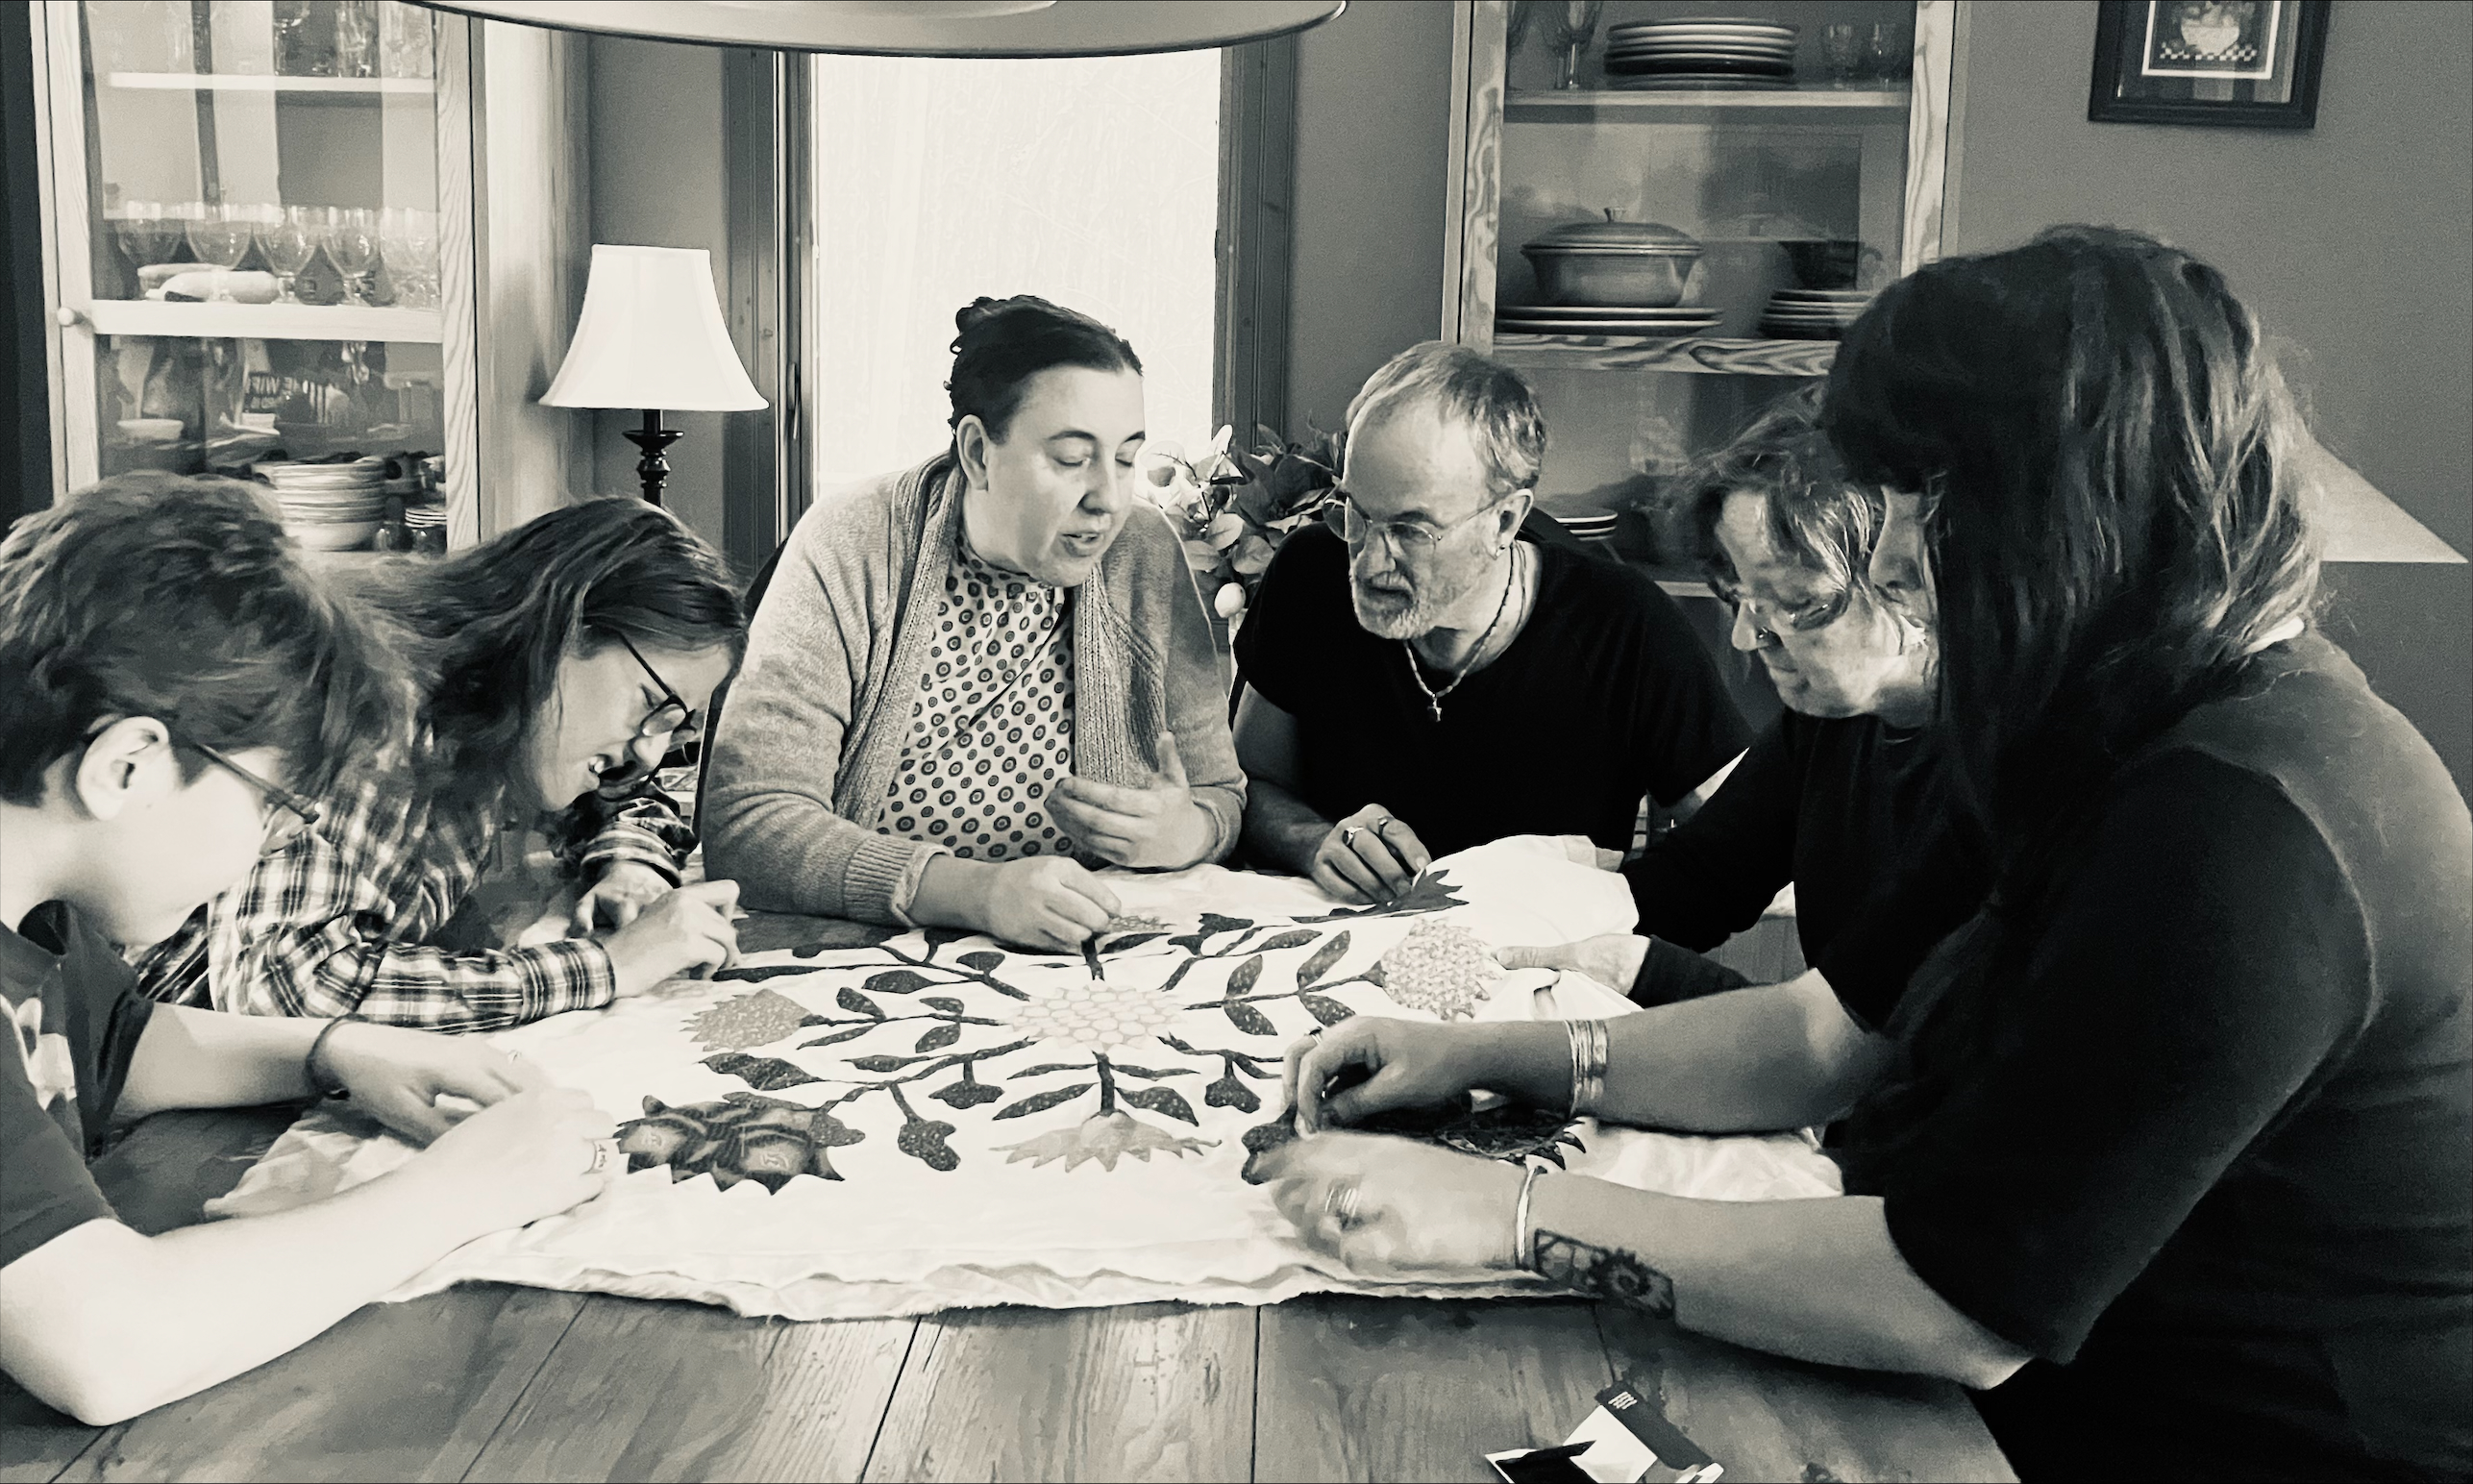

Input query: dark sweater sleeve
[1868,752,2372,1363]
[1623,716,1798,951]
[1813,820,1987,1029]
[1620,576,1753,807]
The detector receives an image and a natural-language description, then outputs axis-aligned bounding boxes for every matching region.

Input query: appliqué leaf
[711,963,822,983]
[797,1025,876,1049]
[956,950,1006,972]
[930,1077,1005,1108]
[1199,912,1254,935]
[1119,1084,1199,1125]
[1240,1116,1300,1183]
[864,970,932,996]
[1256,928,1318,952]
[1008,1061,1095,1078]
[992,1083,1095,1120]
[897,1114,960,1171]
[1224,954,1265,995]
[1294,930,1350,987]
[1299,994,1355,1026]
[701,1051,822,1091]
[1223,1001,1277,1036]
[1204,1074,1261,1113]
[838,986,885,1019]
[1106,1063,1198,1080]
[848,1053,925,1073]
[923,996,967,1013]
[914,1023,961,1053]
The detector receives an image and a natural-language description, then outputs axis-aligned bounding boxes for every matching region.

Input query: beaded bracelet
[1510,1164,1546,1273]
[1563,1016,1609,1117]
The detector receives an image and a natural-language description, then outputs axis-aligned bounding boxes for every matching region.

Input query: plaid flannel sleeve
[174,783,615,1033]
[558,758,699,886]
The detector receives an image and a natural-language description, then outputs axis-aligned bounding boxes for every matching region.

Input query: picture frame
[2089,0,2330,129]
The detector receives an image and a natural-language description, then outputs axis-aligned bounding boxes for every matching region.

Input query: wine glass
[1540,0,1603,91]
[259,206,320,303]
[1866,21,1913,83]
[111,201,178,284]
[1820,23,1865,88]
[324,207,379,307]
[180,204,250,299]
[379,206,441,309]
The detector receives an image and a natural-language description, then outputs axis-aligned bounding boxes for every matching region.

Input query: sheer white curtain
[809,52,1223,491]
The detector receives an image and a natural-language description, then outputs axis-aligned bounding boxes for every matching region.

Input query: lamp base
[622,408,682,506]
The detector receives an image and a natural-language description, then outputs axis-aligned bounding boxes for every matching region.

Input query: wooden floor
[0,919,2015,1484]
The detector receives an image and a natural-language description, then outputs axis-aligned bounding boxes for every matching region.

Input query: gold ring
[1340,827,1361,847]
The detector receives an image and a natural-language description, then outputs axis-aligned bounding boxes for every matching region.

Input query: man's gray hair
[1345,341,1547,499]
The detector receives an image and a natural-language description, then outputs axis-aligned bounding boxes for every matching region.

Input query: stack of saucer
[1496,303,1722,338]
[1548,508,1620,547]
[260,457,387,551]
[1759,288,1871,339]
[1605,17,1797,89]
[401,497,449,554]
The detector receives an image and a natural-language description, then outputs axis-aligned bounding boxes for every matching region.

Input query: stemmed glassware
[257,206,321,303]
[323,207,379,307]
[1820,23,1866,87]
[378,206,441,309]
[110,201,180,279]
[182,203,253,298]
[1540,0,1604,91]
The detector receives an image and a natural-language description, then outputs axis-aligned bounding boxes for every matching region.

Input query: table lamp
[541,243,767,506]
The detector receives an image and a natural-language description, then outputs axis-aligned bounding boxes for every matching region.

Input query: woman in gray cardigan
[702,296,1245,950]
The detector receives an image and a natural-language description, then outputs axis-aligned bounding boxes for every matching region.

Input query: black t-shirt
[2,902,153,1269]
[1235,524,1750,857]
[1839,633,2473,1481]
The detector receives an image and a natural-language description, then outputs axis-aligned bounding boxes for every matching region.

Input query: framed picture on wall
[2090,1,2330,128]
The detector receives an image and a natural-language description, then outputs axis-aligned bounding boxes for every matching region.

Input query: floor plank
[464,1297,917,1482]
[51,1285,585,1484]
[866,1302,1256,1482]
[1596,1309,2015,1483]
[0,1379,105,1484]
[1253,1297,1614,1484]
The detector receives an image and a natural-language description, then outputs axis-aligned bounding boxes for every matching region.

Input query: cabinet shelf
[105,71,435,94]
[85,299,444,344]
[1492,334,1837,377]
[1506,87,1910,118]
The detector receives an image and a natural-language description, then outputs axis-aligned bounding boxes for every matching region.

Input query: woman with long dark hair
[702,295,1245,949]
[136,498,749,1031]
[1254,228,2471,1479]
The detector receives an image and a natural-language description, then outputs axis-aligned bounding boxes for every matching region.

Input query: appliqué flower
[686,989,816,1051]
[995,1110,1216,1172]
[1375,918,1500,1020]
[1002,977,1185,1051]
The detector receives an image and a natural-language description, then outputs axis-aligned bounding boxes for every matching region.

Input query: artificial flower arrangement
[1142,422,1344,622]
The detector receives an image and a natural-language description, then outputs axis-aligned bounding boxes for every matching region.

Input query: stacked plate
[1759,288,1872,340]
[1605,17,1797,89]
[1496,303,1722,338]
[260,457,387,551]
[1548,508,1620,547]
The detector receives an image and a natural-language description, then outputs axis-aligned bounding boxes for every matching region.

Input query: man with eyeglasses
[0,478,619,1423]
[1232,342,1749,902]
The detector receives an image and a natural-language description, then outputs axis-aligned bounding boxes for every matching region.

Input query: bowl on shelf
[116,417,185,444]
[1521,213,1703,309]
[284,518,383,552]
[1777,238,1862,289]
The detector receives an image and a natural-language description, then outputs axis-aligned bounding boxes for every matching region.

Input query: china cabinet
[28,0,588,547]
[1445,0,1959,724]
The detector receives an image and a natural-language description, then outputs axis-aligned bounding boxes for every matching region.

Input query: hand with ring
[1310,804,1432,904]
[411,1085,619,1236]
[1253,1129,1527,1274]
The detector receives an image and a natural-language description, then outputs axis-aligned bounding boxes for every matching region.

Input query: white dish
[1499,303,1716,317]
[1609,75,1794,89]
[1498,322,1721,337]
[284,519,383,551]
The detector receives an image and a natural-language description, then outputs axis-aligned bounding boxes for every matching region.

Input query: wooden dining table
[0,909,2013,1484]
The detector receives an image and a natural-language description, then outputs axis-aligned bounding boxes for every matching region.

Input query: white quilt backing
[210,838,1839,1319]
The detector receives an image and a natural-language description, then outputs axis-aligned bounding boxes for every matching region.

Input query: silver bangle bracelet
[1564,1017,1609,1118]
[1511,1164,1546,1272]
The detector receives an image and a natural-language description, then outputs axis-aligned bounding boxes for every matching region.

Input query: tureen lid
[1522,210,1703,256]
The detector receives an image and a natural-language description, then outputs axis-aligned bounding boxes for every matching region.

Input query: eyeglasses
[613,631,695,742]
[178,736,323,855]
[1713,580,1844,638]
[1323,491,1515,556]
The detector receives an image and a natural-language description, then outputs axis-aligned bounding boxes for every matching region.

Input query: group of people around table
[2,226,2465,1480]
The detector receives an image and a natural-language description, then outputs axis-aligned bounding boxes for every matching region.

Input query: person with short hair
[1259,229,2471,1480]
[701,295,1246,950]
[1561,395,1982,1015]
[1233,342,1749,902]
[133,497,748,1031]
[1,477,618,1425]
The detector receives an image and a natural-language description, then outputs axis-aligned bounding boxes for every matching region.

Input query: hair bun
[954,296,1009,335]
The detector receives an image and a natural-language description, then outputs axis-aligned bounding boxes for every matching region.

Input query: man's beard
[1348,556,1490,641]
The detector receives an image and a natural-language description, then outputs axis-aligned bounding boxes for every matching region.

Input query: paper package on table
[212,837,1839,1319]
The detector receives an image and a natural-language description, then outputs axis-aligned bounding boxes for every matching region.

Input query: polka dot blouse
[876,542,1081,863]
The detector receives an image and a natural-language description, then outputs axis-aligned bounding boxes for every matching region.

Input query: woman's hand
[408,1086,618,1235]
[1310,804,1430,904]
[570,860,673,933]
[1280,1015,1492,1133]
[1051,730,1213,869]
[1254,1130,1526,1274]
[318,1022,554,1144]
[1496,934,1651,995]
[976,855,1124,950]
[602,879,742,996]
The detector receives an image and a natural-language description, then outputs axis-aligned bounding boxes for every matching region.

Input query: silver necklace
[1400,544,1525,722]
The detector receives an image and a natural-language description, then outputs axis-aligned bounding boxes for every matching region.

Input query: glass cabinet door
[38,0,469,550]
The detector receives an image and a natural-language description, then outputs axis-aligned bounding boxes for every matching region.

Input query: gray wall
[583,36,731,546]
[1284,0,1456,437]
[1947,0,2471,789]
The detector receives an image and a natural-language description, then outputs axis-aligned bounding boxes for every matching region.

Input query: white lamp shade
[418,1,1345,57]
[540,244,769,412]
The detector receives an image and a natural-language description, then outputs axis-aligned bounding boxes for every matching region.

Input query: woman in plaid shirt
[135,500,747,1032]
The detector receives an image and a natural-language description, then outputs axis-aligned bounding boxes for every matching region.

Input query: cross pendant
[1427,698,1444,722]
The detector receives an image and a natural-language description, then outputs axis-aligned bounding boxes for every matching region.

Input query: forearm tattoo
[1531,1229,1677,1317]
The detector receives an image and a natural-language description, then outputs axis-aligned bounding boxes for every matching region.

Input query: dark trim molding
[1216,34,1298,441]
[720,48,810,579]
[1,3,51,521]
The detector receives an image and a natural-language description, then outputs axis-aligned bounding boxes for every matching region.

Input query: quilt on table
[211,837,1840,1319]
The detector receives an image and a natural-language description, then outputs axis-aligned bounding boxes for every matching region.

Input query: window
[807,51,1223,490]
